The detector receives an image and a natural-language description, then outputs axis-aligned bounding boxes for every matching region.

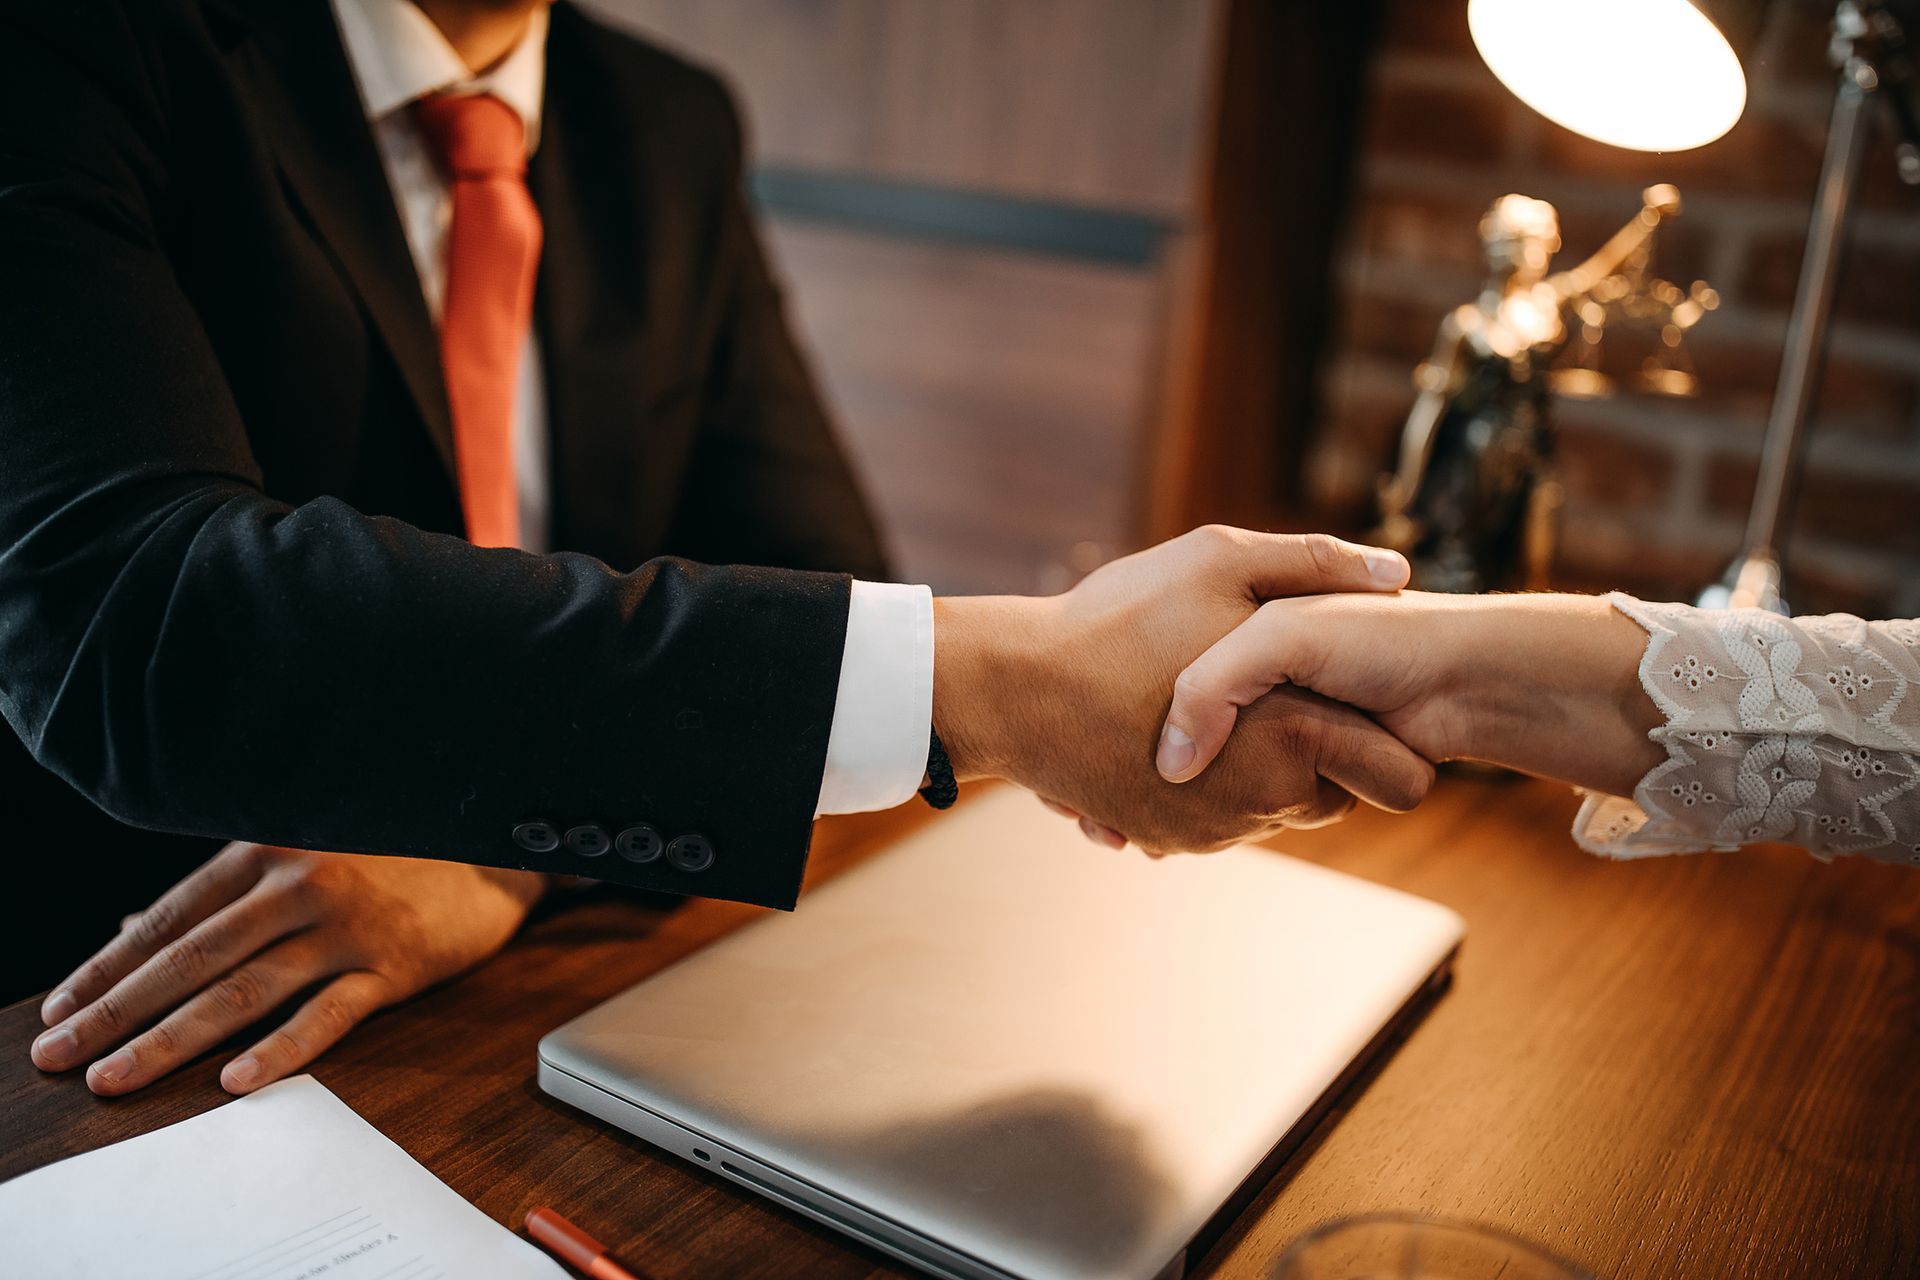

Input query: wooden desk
[5,775,1918,1277]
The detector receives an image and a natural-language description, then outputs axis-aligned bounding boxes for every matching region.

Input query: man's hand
[932,527,1435,854]
[30,845,548,1095]
[1155,590,1664,797]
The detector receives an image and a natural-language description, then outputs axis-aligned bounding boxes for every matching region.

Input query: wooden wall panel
[575,0,1227,592]
[1148,0,1383,538]
[585,0,1221,218]
[765,221,1165,594]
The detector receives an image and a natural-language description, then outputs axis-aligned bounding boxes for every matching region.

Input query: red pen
[525,1206,649,1280]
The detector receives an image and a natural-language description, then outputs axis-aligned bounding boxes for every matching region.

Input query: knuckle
[156,932,213,986]
[69,958,115,996]
[1192,523,1238,558]
[1300,531,1347,578]
[258,1027,306,1064]
[126,902,180,949]
[1318,720,1370,770]
[1253,706,1312,757]
[141,1019,182,1058]
[84,991,131,1036]
[286,869,331,912]
[210,967,270,1017]
[257,1028,309,1066]
[312,996,359,1036]
[1287,705,1329,749]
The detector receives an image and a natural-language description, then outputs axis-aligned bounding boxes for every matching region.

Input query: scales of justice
[1374,183,1719,594]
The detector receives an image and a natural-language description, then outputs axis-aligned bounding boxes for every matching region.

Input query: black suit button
[667,834,715,872]
[564,824,611,858]
[512,821,560,854]
[615,824,664,863]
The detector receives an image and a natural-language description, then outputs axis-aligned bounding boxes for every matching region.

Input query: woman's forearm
[1160,588,1666,800]
[1162,581,1920,865]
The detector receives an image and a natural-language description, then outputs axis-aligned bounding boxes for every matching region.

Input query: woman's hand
[29,844,550,1096]
[1155,591,1665,797]
[982,528,1427,852]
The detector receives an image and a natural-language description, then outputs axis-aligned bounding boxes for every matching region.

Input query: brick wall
[1307,0,1920,616]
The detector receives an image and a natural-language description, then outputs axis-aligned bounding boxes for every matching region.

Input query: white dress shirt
[328,0,933,816]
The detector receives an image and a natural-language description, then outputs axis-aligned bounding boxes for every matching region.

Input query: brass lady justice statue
[1375,183,1718,593]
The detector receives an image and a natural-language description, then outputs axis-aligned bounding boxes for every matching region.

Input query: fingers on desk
[220,971,389,1095]
[43,897,293,1083]
[81,934,338,1096]
[41,843,268,1027]
[29,842,356,1095]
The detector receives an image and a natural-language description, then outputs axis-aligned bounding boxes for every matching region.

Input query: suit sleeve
[0,3,839,910]
[659,87,893,583]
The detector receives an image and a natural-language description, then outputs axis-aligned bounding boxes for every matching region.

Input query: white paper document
[0,1075,566,1280]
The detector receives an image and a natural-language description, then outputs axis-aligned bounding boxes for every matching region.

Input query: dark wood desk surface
[5,775,1918,1278]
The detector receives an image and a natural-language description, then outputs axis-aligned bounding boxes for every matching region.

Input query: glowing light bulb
[1469,0,1748,152]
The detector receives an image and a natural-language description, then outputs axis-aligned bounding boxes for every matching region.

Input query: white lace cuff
[1572,593,1920,868]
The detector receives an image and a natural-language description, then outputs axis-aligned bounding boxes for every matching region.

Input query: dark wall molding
[750,168,1170,267]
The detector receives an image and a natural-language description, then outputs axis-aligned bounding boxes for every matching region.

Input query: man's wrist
[930,595,1054,783]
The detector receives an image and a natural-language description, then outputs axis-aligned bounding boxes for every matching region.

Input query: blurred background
[593,0,1920,616]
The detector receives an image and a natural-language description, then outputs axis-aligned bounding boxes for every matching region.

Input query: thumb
[1158,600,1326,783]
[1234,531,1409,600]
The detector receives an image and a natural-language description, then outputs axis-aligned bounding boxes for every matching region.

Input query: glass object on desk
[1273,1214,1592,1280]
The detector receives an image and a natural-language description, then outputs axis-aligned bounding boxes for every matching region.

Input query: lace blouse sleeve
[1574,594,1920,867]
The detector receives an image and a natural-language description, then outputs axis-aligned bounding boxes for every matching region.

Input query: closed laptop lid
[540,786,1464,1280]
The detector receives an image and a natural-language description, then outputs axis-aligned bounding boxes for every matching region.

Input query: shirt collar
[330,0,548,153]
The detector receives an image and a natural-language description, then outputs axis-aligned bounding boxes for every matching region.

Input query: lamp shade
[1468,0,1760,151]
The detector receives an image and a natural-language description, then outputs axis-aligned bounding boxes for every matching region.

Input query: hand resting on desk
[30,843,549,1095]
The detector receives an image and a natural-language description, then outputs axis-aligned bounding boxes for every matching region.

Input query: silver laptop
[539,786,1463,1280]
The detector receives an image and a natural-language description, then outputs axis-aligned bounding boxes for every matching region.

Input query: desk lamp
[1470,0,1920,611]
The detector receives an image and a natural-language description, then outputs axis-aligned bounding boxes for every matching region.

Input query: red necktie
[414,92,542,549]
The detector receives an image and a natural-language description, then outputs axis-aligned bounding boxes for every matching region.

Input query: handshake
[32,525,1663,1101]
[933,526,1660,853]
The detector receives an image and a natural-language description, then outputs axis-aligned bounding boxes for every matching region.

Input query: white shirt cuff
[815,580,934,815]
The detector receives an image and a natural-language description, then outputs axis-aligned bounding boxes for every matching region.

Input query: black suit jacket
[0,0,890,995]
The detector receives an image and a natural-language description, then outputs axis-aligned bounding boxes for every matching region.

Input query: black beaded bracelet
[919,727,959,810]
